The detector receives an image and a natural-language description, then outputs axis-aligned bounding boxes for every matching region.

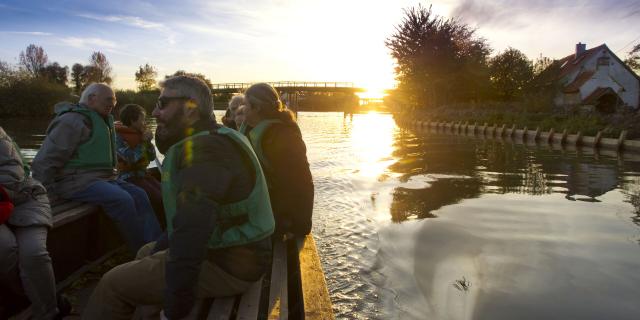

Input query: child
[115,104,165,227]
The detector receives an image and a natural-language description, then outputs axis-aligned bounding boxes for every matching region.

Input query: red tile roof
[563,70,595,93]
[556,44,606,79]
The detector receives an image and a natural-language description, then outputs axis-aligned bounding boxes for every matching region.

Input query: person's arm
[0,128,24,190]
[31,114,89,186]
[163,136,235,319]
[116,135,145,164]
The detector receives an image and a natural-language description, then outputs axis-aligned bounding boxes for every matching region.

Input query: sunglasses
[156,96,191,110]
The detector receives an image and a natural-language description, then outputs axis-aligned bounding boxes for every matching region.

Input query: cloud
[178,23,256,41]
[76,13,165,30]
[75,12,178,45]
[451,0,640,28]
[60,37,117,49]
[0,31,53,36]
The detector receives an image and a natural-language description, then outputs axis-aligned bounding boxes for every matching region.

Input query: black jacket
[260,122,314,236]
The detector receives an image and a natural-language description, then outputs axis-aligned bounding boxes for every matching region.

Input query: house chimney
[575,42,586,58]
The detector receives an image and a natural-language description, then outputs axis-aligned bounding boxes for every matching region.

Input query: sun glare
[357,88,387,100]
[350,113,396,178]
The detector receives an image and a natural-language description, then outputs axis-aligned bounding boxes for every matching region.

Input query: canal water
[2,111,640,319]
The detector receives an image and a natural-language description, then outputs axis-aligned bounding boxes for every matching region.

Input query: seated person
[221,94,245,130]
[82,75,275,320]
[31,83,162,254]
[242,83,314,238]
[115,104,165,226]
[0,126,63,320]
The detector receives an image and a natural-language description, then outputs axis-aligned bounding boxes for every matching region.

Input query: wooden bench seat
[181,235,333,320]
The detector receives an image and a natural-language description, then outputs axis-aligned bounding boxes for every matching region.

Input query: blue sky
[1,0,639,92]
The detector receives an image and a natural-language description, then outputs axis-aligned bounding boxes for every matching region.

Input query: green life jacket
[242,119,283,174]
[161,127,275,249]
[57,105,116,170]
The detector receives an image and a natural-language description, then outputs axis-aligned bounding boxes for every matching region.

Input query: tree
[135,63,158,91]
[0,60,13,87]
[385,4,491,109]
[625,43,640,73]
[165,70,213,90]
[41,62,69,86]
[88,51,113,84]
[489,47,534,101]
[71,63,84,93]
[19,44,48,77]
[533,55,554,77]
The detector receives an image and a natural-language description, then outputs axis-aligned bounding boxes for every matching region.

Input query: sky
[0,0,639,93]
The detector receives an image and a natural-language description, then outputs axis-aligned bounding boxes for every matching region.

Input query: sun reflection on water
[350,112,396,178]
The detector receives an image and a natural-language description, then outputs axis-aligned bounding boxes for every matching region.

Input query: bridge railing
[211,81,355,90]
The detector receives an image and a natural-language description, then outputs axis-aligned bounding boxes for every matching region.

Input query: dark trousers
[126,174,166,229]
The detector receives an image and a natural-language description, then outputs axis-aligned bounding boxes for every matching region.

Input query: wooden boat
[10,201,333,319]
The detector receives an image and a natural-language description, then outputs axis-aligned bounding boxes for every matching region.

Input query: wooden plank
[207,297,235,320]
[52,204,98,228]
[236,277,264,319]
[297,235,334,320]
[268,240,287,320]
[51,200,81,215]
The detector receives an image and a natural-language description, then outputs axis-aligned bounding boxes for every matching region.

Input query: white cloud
[76,13,165,30]
[178,23,256,41]
[0,31,53,36]
[60,37,117,49]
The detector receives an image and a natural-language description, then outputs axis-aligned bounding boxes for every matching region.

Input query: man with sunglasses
[32,83,162,255]
[83,76,275,320]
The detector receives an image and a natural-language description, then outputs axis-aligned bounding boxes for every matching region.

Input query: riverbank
[394,105,640,139]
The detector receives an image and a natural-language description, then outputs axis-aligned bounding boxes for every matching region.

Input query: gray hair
[160,75,213,119]
[79,83,111,104]
[228,94,245,111]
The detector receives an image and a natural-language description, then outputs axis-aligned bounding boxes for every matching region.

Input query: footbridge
[211,81,365,94]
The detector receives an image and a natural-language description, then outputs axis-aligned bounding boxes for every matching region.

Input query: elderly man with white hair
[32,83,162,254]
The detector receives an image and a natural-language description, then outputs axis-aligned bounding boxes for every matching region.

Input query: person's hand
[143,130,154,141]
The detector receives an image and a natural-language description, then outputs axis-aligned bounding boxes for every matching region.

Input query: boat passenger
[242,83,314,238]
[82,75,275,320]
[115,104,165,227]
[0,127,66,320]
[221,94,245,130]
[31,83,162,254]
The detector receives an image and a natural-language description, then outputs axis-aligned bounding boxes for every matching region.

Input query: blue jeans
[70,180,162,253]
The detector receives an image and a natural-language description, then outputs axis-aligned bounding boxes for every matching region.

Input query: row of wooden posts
[403,119,640,152]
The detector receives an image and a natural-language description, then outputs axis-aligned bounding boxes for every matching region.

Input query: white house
[552,43,640,112]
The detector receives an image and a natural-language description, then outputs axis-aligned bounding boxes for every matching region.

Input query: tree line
[386,4,640,112]
[0,44,216,117]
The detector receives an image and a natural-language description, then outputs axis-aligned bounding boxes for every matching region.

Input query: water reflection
[379,126,640,319]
